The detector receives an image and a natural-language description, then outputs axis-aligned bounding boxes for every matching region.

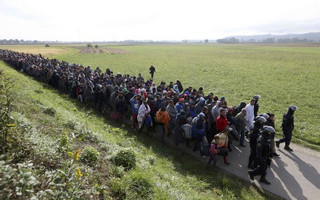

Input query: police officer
[248,126,275,185]
[276,105,297,151]
[248,116,267,169]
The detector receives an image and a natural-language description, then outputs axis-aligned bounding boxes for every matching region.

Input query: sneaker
[284,146,293,151]
[224,161,230,165]
[276,141,280,148]
[240,144,246,147]
[259,177,271,185]
[248,171,254,181]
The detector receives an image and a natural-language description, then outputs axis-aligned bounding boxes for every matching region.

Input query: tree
[87,43,92,48]
[204,39,209,43]
[94,44,99,49]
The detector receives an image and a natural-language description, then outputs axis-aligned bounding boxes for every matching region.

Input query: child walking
[207,134,220,167]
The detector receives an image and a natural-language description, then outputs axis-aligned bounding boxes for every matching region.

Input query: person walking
[276,105,297,151]
[266,113,280,157]
[245,98,256,132]
[137,101,151,133]
[149,65,156,79]
[253,95,261,117]
[130,95,140,129]
[156,106,171,143]
[248,126,275,185]
[248,116,266,169]
[207,134,220,168]
[235,108,247,147]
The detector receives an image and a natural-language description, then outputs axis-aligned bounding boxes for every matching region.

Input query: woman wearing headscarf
[156,106,171,143]
[137,101,151,132]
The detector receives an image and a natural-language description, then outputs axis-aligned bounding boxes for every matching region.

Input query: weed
[113,149,136,171]
[126,171,154,199]
[81,146,100,166]
[58,132,69,153]
[34,89,43,94]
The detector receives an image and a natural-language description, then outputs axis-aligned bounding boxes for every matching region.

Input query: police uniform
[248,126,274,185]
[276,105,297,151]
[248,116,266,169]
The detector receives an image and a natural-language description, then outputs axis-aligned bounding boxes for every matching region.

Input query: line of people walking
[0,49,297,185]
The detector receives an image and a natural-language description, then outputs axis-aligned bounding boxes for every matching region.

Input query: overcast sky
[1,0,320,41]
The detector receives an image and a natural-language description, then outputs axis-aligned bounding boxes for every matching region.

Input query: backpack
[110,111,121,120]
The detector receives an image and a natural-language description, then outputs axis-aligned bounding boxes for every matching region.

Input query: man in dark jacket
[248,116,266,169]
[276,105,297,151]
[233,101,246,117]
[266,113,279,157]
[253,95,260,117]
[149,65,155,79]
[176,80,183,93]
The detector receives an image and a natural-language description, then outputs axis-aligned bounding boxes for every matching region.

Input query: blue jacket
[190,108,197,119]
[192,123,206,139]
[175,103,184,113]
[130,97,140,114]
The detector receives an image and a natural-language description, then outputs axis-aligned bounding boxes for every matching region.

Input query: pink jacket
[209,143,219,155]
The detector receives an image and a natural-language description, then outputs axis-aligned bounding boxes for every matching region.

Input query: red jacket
[216,115,228,132]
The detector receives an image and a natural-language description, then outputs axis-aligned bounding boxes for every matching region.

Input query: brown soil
[79,47,104,54]
[79,47,129,54]
[104,48,129,54]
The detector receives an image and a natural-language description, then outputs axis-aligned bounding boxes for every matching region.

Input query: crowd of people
[0,49,297,185]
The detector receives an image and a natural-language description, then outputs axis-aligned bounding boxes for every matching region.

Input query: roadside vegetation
[0,60,277,199]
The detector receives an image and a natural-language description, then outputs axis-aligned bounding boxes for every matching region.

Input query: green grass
[0,59,278,199]
[4,43,317,149]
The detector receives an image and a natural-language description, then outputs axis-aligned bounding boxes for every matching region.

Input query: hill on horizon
[222,32,320,43]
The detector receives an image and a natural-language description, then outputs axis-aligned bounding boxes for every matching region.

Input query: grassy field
[0,60,278,199]
[1,44,319,150]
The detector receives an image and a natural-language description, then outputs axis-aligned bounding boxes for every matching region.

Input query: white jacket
[245,104,254,130]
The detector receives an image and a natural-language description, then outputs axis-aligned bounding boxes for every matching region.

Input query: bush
[113,149,136,171]
[43,107,56,116]
[81,146,100,166]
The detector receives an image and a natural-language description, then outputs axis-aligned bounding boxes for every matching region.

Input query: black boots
[248,171,254,181]
[248,172,271,185]
[259,176,271,185]
[284,146,293,151]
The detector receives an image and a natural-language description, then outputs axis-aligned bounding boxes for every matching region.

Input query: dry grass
[0,45,70,57]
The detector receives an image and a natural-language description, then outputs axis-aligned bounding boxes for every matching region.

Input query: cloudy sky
[0,0,320,41]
